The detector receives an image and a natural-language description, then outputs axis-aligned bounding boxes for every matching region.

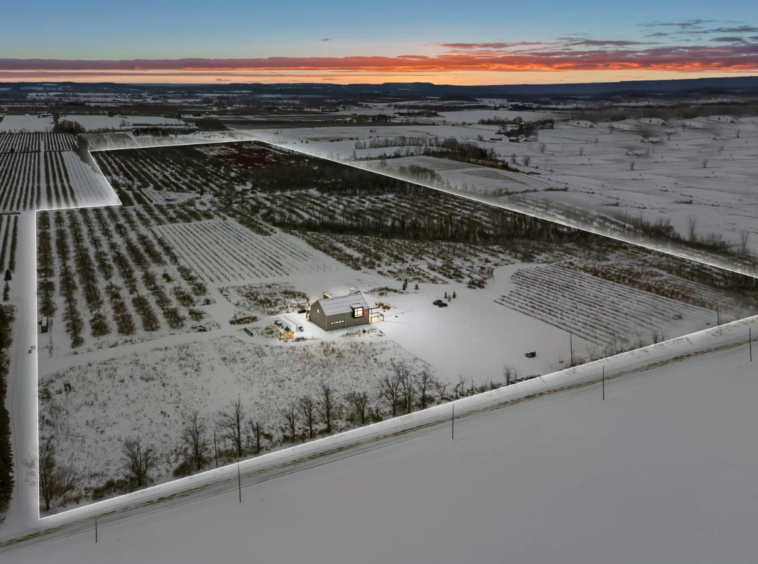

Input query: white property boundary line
[3,132,757,544]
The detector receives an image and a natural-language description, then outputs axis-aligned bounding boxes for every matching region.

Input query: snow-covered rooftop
[315,293,370,316]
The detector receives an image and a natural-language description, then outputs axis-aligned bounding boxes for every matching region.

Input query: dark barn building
[309,294,371,331]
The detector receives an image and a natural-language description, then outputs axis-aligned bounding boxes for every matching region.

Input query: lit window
[353,307,363,318]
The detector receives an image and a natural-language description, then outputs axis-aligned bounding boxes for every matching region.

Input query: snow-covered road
[4,212,39,533]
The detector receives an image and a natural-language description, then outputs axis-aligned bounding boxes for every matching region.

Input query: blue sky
[2,1,757,83]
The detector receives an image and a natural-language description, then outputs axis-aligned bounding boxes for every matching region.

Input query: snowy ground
[0,116,54,133]
[28,134,756,514]
[3,318,758,563]
[39,337,433,499]
[62,115,188,131]
[242,117,758,267]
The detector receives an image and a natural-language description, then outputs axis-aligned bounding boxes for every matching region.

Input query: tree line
[40,360,541,512]
[0,305,14,517]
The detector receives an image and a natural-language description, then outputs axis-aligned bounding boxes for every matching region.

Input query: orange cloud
[2,41,758,83]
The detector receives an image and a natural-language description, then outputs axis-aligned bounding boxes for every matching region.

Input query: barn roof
[315,293,370,316]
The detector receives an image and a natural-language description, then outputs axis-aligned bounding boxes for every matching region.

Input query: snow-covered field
[62,115,188,131]
[243,116,758,260]
[39,337,432,499]
[0,134,119,212]
[0,115,54,133]
[154,220,320,283]
[21,134,758,519]
[6,322,758,564]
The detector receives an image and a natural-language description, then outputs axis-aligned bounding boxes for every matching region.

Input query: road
[3,212,39,534]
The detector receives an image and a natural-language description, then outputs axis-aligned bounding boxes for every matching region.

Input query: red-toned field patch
[196,143,292,169]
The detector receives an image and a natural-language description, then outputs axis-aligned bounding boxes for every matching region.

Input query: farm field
[32,136,758,515]
[154,220,320,283]
[61,115,188,132]
[243,115,758,266]
[0,115,54,133]
[0,215,19,276]
[0,133,118,212]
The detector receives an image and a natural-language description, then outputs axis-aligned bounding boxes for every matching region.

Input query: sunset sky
[2,0,758,84]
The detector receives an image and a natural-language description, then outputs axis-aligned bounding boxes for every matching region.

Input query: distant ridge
[3,76,758,99]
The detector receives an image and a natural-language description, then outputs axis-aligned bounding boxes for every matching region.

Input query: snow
[61,115,189,131]
[0,115,54,133]
[1,127,756,547]
[38,336,434,498]
[3,317,758,563]
[239,118,758,275]
[3,213,40,532]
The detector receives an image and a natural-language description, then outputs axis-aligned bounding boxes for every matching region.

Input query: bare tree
[702,159,708,169]
[414,370,435,410]
[122,438,156,489]
[38,437,78,512]
[739,230,750,255]
[181,410,208,472]
[246,420,265,455]
[687,216,698,242]
[281,402,299,443]
[317,381,337,434]
[510,153,517,165]
[651,329,668,344]
[219,398,245,459]
[629,160,636,171]
[298,396,316,439]
[503,365,521,386]
[345,391,370,425]
[522,155,531,167]
[538,143,546,154]
[454,374,466,398]
[433,379,449,402]
[401,375,415,413]
[391,360,415,414]
[578,146,584,156]
[379,373,402,417]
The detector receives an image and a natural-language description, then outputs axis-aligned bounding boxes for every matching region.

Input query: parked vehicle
[525,351,536,358]
[433,299,443,305]
[437,302,448,308]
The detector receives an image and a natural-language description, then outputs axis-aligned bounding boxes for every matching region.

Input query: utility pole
[237,462,242,503]
[716,304,720,326]
[750,328,753,362]
[452,404,455,440]
[95,517,98,544]
[214,430,218,468]
[602,366,605,401]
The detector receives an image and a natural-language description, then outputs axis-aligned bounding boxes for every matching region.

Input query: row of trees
[41,359,539,512]
[0,305,14,515]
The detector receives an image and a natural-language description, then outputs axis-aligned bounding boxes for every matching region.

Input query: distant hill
[3,76,758,101]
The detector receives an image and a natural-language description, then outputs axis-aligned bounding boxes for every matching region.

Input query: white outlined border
[2,132,757,547]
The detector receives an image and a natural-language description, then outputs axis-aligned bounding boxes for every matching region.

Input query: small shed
[309,293,371,331]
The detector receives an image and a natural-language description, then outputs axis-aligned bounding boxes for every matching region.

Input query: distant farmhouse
[308,293,376,331]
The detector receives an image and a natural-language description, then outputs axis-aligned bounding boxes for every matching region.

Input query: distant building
[308,293,372,331]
